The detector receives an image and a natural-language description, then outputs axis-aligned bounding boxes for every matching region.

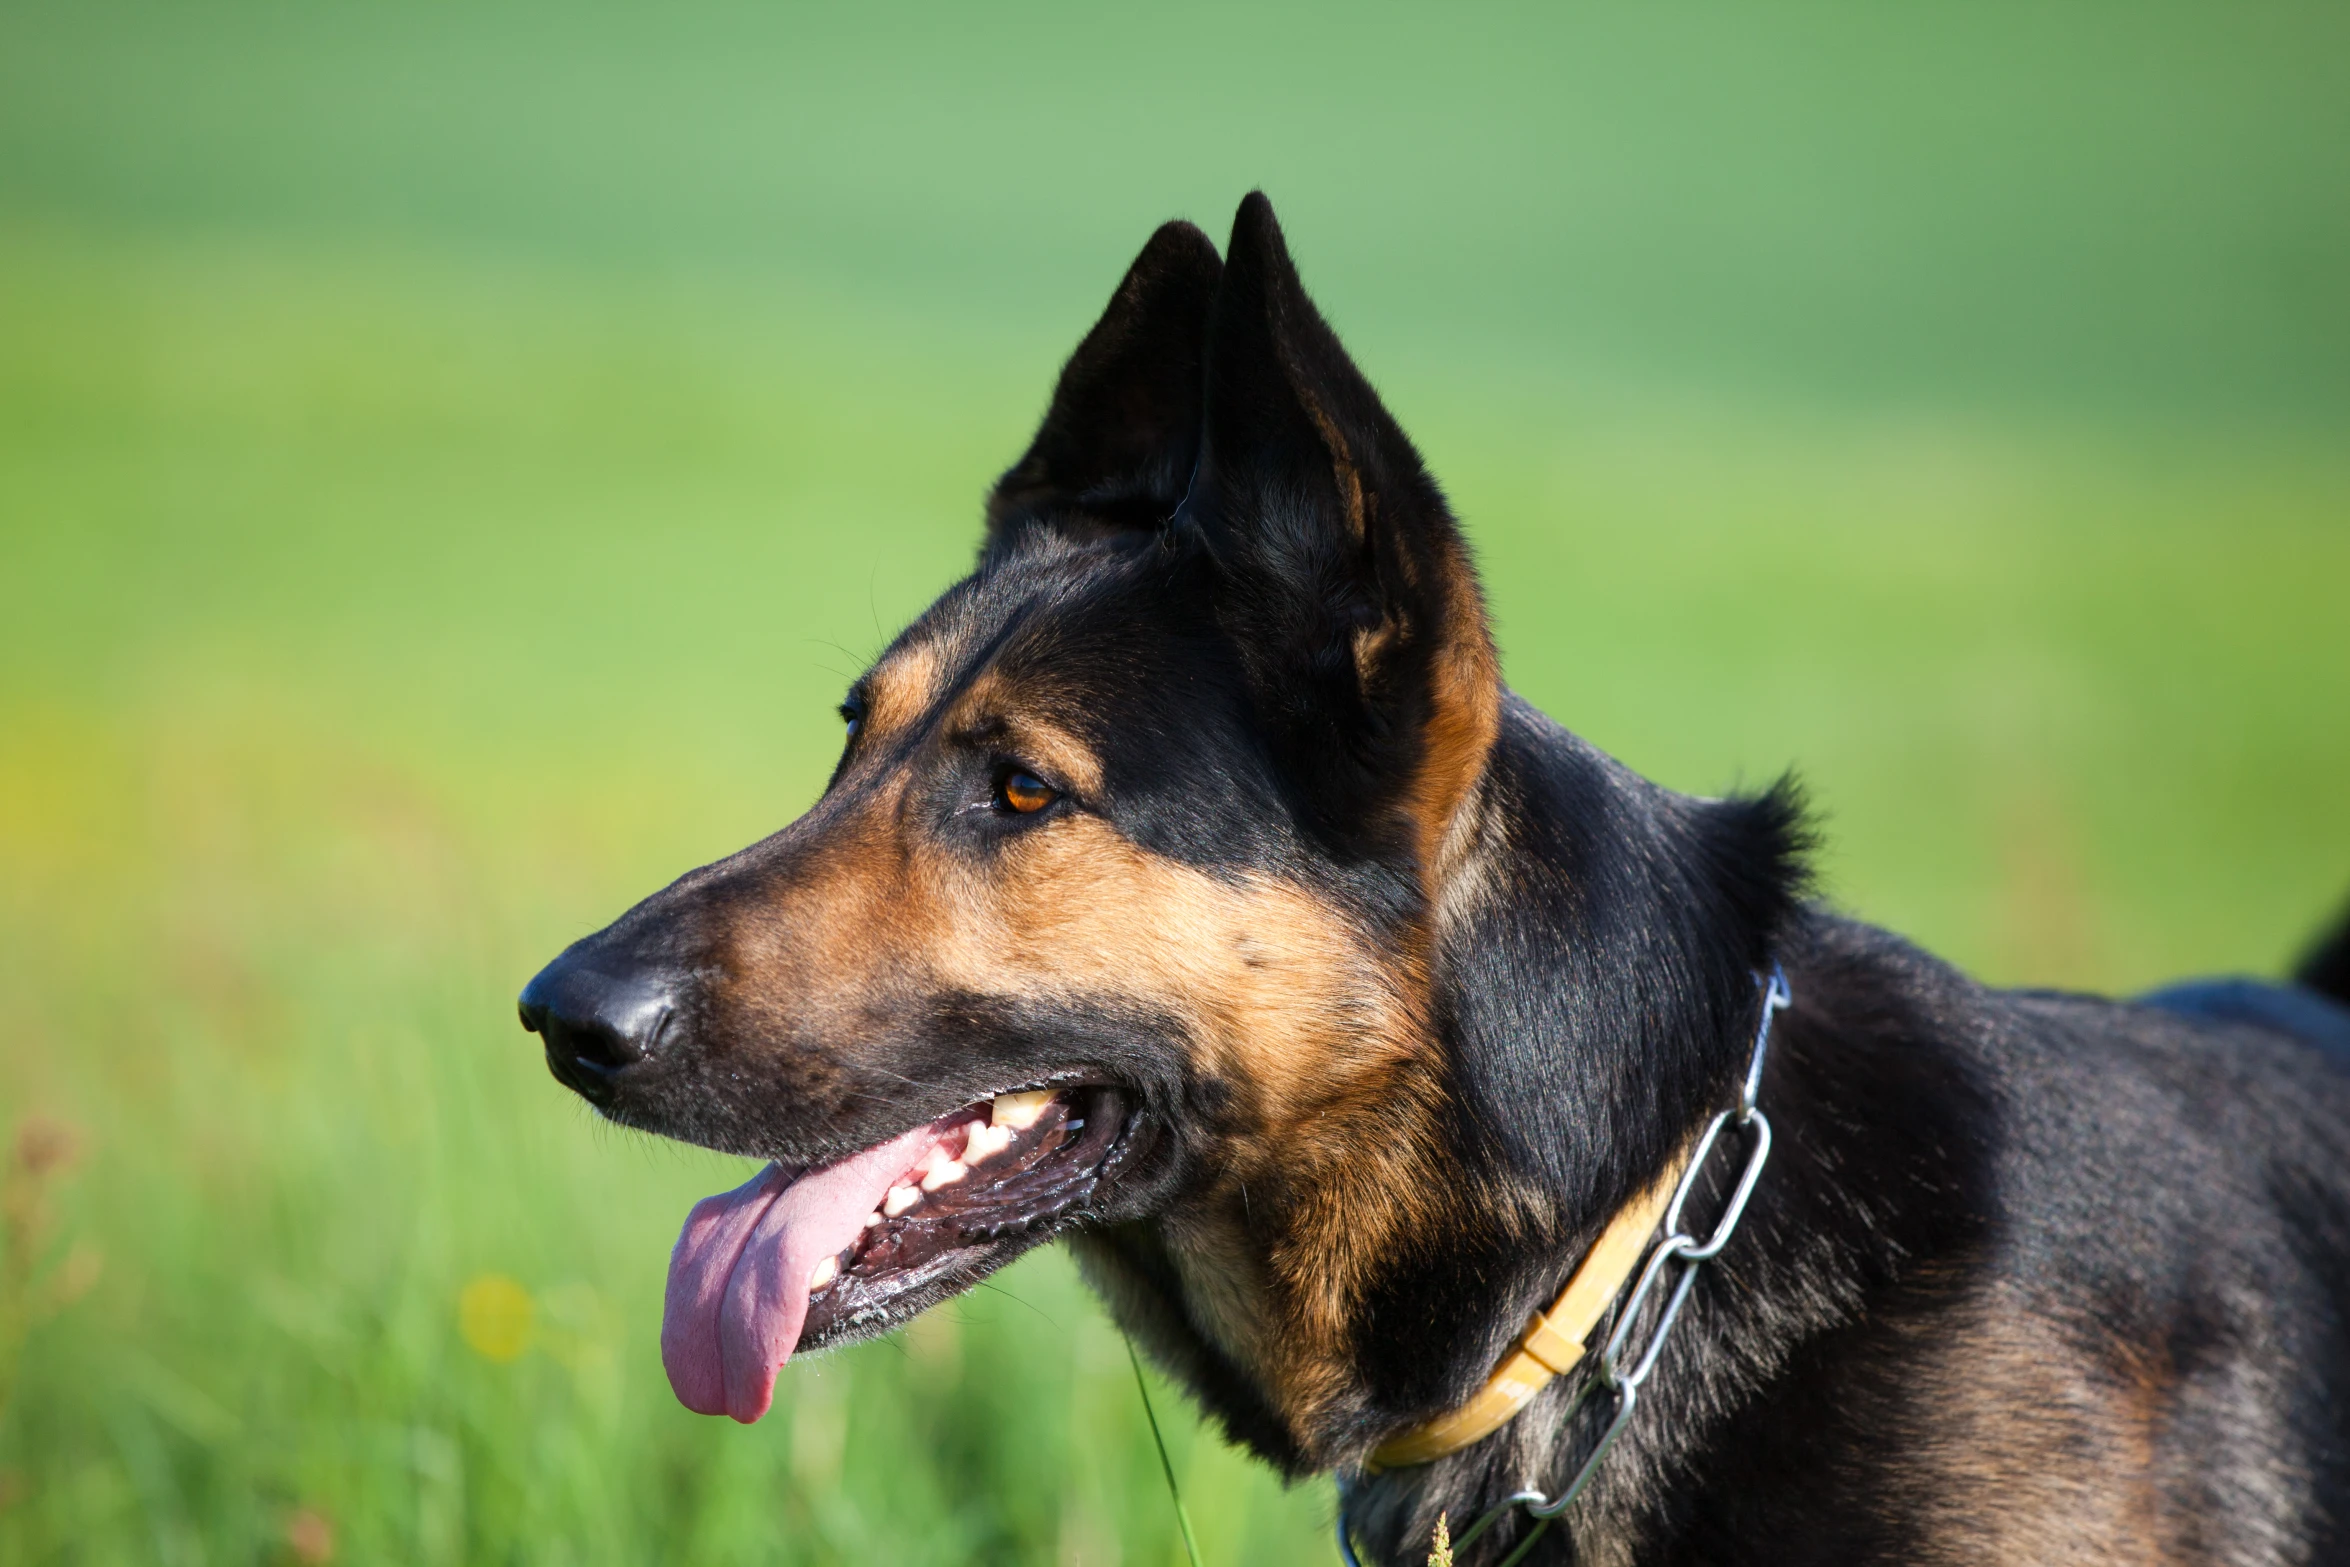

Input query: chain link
[1339,964,1790,1567]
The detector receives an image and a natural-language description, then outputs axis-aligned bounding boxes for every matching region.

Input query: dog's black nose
[518,955,677,1106]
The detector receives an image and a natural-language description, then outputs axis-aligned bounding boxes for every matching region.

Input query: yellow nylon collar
[1362,965,1790,1480]
[1366,1158,1686,1471]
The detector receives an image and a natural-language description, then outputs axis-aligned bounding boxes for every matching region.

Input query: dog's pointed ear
[1186,192,1501,871]
[984,221,1223,560]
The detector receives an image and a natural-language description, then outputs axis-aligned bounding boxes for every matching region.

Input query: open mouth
[661,1084,1133,1422]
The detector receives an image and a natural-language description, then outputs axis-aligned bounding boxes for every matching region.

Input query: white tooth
[883,1184,922,1217]
[864,1211,884,1228]
[991,1090,1053,1130]
[808,1255,838,1290]
[921,1160,968,1192]
[964,1124,1013,1164]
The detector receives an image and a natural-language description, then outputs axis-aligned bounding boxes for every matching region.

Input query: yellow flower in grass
[458,1274,535,1363]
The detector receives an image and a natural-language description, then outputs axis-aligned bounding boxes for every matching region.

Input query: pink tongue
[661,1122,942,1422]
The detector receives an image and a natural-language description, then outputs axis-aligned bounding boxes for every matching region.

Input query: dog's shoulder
[1704,917,2350,1566]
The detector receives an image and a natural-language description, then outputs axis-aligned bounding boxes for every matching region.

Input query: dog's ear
[984,221,1224,560]
[1183,192,1501,871]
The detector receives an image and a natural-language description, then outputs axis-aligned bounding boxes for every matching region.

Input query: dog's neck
[1334,698,1991,1562]
[1083,695,1986,1562]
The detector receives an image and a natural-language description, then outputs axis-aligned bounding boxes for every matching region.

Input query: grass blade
[1126,1336,1205,1567]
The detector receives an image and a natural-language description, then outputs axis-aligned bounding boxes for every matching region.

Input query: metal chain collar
[1338,965,1791,1567]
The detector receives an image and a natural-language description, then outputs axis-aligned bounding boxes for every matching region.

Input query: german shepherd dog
[520,193,2350,1565]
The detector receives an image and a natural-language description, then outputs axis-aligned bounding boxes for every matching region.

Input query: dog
[519,192,2350,1565]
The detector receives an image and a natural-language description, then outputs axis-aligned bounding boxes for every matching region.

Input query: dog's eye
[838,700,863,739]
[996,770,1057,815]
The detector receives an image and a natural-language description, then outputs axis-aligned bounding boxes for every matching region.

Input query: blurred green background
[2,2,2346,1562]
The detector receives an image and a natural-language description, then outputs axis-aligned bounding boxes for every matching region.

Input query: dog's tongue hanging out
[661,1122,942,1423]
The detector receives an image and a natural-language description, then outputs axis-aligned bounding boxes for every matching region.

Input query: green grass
[1,4,2347,1563]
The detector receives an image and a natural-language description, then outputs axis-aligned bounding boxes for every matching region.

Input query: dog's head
[520,194,1514,1459]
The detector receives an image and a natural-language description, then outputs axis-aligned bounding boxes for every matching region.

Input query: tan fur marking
[862,640,948,737]
[1409,551,1502,881]
[938,672,1107,799]
[1284,377,1499,881]
[1886,1290,2216,1566]
[1294,388,1366,545]
[1351,537,1501,880]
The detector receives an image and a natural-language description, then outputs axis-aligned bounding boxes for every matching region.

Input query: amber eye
[997,770,1057,814]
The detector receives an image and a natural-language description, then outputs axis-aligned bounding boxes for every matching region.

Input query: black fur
[2301,899,2350,1007]
[986,220,1223,554]
[523,194,2350,1565]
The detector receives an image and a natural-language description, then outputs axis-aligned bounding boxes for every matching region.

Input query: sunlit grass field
[2,4,2347,1564]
